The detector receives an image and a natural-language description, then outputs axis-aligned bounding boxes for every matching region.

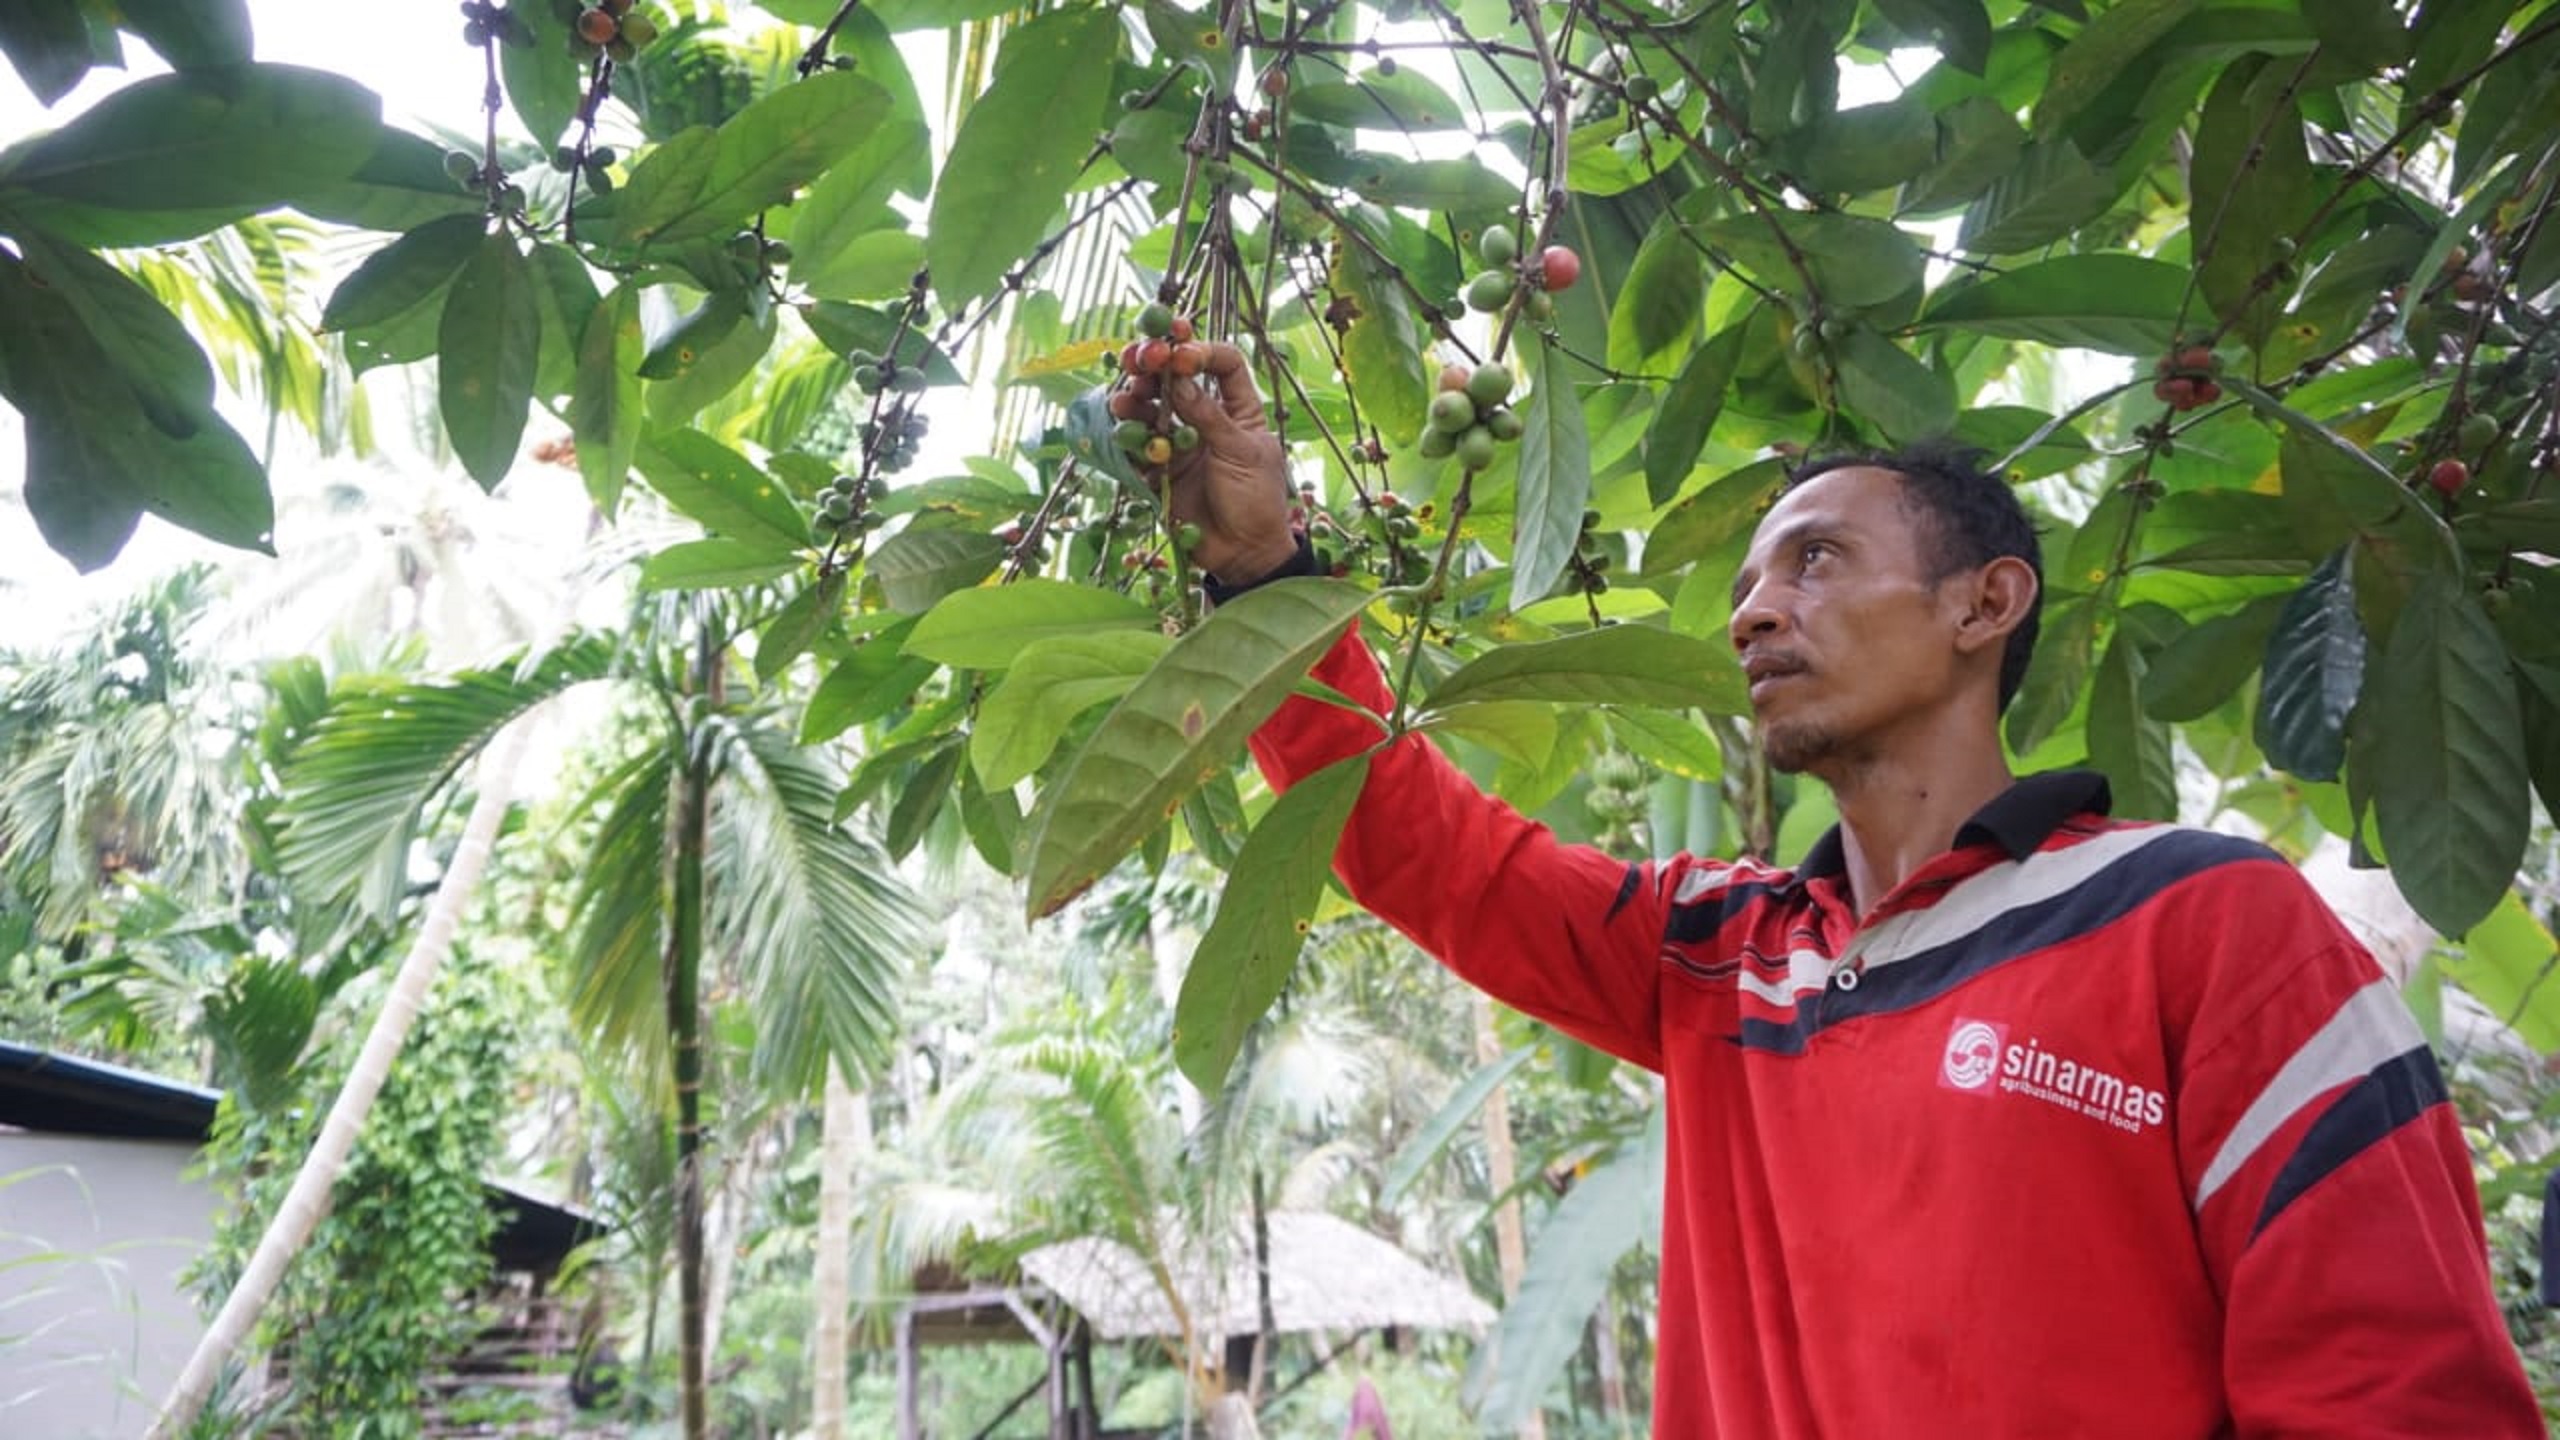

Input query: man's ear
[1951,556,2038,657]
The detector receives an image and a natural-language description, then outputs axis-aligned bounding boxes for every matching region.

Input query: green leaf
[1647,457,1786,573]
[868,530,1008,614]
[1333,206,1432,446]
[2368,569,2530,937]
[1960,137,2115,255]
[1380,1044,1536,1203]
[1918,255,2188,357]
[0,0,110,105]
[437,232,541,490]
[531,243,602,403]
[638,288,750,381]
[1832,329,1955,442]
[646,294,775,420]
[2139,593,2286,721]
[1779,96,1940,196]
[1606,706,1725,782]
[8,223,220,438]
[1691,210,1923,308]
[0,64,380,226]
[290,128,484,234]
[634,429,812,554]
[2254,548,2364,783]
[801,302,965,384]
[885,737,964,860]
[803,622,938,743]
[2087,632,2175,819]
[320,213,484,335]
[1425,625,1746,714]
[2190,56,2318,349]
[116,0,252,70]
[972,632,1171,790]
[2005,592,2099,757]
[0,250,272,570]
[499,0,582,147]
[756,569,848,682]
[637,538,803,591]
[1901,95,2025,215]
[1610,211,1709,376]
[1173,754,1371,1092]
[1511,334,1593,610]
[924,8,1119,305]
[2450,894,2560,1053]
[1467,1112,1664,1429]
[571,285,644,514]
[1292,70,1468,130]
[787,122,932,300]
[608,69,892,251]
[1645,323,1746,505]
[905,580,1160,670]
[2031,0,2198,139]
[1022,579,1373,919]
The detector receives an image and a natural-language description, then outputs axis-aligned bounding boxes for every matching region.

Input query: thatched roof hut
[892,1211,1491,1438]
[1019,1210,1494,1342]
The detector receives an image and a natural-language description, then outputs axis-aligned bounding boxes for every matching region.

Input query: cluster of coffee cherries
[858,409,929,475]
[1417,359,1523,471]
[458,0,530,47]
[561,0,656,59]
[1460,223,1581,320]
[810,472,890,545]
[2150,343,2223,412]
[547,142,619,195]
[848,349,928,398]
[1106,303,1208,467]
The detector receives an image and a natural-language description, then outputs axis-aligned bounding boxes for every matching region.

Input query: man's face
[1727,466,1974,777]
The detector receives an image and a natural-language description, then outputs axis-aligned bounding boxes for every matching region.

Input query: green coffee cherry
[1478,224,1518,267]
[1465,362,1513,408]
[1455,426,1497,471]
[1428,390,1478,434]
[1466,271,1513,313]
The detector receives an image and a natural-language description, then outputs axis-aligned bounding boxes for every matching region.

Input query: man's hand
[1115,341,1299,584]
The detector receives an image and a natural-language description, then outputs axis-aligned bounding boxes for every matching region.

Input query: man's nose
[1729,581,1782,650]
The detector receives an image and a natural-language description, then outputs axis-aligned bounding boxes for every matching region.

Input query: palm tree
[202,597,927,1439]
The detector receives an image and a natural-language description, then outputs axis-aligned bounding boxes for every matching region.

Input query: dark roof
[0,1041,599,1274]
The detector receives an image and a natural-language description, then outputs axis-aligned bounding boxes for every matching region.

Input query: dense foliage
[7,0,2560,1430]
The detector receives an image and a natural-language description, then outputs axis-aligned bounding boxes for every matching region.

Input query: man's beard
[1761,717,1842,776]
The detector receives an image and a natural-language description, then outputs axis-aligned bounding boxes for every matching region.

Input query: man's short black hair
[1784,441,2044,711]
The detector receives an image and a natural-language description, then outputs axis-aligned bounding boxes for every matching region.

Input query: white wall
[0,1133,214,1440]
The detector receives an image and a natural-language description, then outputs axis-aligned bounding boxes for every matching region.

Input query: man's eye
[1800,541,1831,565]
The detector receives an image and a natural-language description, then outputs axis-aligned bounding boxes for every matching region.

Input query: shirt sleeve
[2170,867,2542,1437]
[1246,621,1679,1071]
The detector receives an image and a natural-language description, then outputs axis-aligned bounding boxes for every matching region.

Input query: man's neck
[1826,747,2017,919]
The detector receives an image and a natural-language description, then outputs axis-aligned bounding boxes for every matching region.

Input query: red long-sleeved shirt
[1249,622,2541,1438]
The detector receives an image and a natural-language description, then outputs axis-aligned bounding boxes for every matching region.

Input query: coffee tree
[6,0,2560,1101]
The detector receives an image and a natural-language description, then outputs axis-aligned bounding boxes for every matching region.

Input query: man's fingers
[1198,342,1268,428]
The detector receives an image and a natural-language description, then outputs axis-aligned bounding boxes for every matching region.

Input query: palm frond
[710,717,928,1097]
[274,636,616,915]
[563,744,680,1080]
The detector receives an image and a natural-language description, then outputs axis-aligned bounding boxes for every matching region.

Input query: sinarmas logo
[1940,1019,2006,1092]
[1939,1017,2167,1133]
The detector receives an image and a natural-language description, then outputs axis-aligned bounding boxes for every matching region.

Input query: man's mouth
[1742,654,1806,703]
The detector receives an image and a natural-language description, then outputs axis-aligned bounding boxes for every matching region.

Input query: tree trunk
[1473,993,1547,1440]
[669,674,714,1440]
[810,1063,868,1440]
[146,722,531,1439]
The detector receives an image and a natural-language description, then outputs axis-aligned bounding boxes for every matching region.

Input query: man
[1127,342,2543,1437]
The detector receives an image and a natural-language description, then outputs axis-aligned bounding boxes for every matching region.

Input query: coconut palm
[215,595,927,1439]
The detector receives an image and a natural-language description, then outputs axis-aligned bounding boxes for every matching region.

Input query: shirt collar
[1791,769,2115,879]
